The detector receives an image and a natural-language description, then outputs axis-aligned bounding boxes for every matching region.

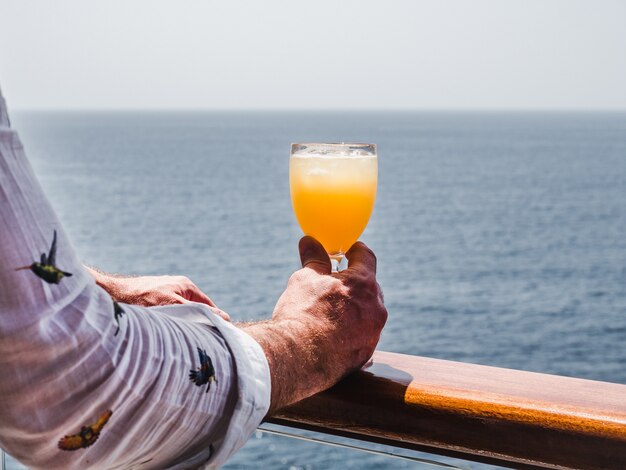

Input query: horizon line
[10,107,626,113]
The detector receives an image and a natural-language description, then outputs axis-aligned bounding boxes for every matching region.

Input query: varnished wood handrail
[268,351,626,469]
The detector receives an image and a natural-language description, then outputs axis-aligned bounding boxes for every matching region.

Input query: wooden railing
[269,351,626,469]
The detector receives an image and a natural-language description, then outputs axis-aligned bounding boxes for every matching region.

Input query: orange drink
[290,143,378,262]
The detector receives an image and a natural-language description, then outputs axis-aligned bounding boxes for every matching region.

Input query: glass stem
[330,254,344,272]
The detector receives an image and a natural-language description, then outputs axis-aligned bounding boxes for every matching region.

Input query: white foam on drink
[291,152,376,159]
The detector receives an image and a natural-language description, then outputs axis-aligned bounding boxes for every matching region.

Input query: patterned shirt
[0,85,271,469]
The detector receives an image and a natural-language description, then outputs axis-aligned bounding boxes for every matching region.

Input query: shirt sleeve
[0,86,271,469]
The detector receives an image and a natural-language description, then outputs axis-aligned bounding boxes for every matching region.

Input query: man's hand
[85,267,230,321]
[240,236,387,415]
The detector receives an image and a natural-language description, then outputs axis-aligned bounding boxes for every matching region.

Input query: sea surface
[5,111,626,469]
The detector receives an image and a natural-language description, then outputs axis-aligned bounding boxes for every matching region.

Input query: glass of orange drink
[290,143,378,270]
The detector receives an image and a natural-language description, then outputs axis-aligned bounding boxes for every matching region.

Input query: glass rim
[291,142,377,156]
[291,142,375,147]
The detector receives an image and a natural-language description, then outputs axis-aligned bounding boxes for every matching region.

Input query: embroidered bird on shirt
[15,230,72,284]
[58,409,112,451]
[113,300,125,336]
[189,347,217,393]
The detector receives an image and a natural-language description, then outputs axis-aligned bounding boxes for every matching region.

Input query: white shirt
[0,85,271,469]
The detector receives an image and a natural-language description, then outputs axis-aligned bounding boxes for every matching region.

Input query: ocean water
[6,111,626,469]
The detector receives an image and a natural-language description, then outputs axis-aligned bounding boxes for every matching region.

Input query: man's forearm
[239,318,341,416]
[88,264,347,414]
[86,264,332,413]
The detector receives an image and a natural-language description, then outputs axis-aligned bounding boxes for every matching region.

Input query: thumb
[299,236,332,275]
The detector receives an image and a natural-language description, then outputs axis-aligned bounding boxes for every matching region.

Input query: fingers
[184,285,217,307]
[171,294,189,305]
[345,241,377,275]
[178,281,230,320]
[299,236,332,275]
[209,307,232,322]
[172,294,231,322]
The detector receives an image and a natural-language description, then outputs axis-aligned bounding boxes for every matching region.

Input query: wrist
[239,317,337,415]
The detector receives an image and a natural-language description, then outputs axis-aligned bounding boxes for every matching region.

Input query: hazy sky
[1,0,625,110]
